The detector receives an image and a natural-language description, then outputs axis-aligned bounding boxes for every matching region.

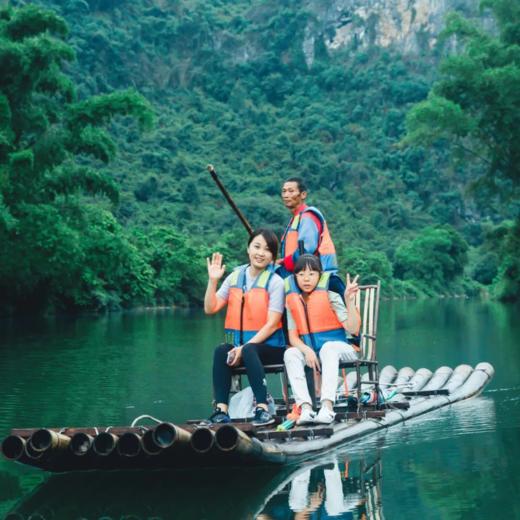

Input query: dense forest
[0,0,518,315]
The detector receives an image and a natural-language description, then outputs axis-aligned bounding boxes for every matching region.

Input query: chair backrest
[354,281,381,361]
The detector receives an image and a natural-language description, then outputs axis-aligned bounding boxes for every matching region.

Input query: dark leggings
[213,343,285,406]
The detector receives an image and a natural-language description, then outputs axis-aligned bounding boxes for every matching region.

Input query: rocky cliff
[302,0,484,66]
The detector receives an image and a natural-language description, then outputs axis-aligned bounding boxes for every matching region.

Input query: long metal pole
[207,164,254,236]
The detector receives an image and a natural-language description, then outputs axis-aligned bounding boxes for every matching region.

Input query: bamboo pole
[207,164,254,236]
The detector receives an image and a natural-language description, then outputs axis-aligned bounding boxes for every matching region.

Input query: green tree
[341,247,393,287]
[0,5,154,313]
[394,226,469,293]
[404,0,520,191]
[404,0,520,299]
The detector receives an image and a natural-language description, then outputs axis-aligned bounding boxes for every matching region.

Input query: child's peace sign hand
[345,273,360,302]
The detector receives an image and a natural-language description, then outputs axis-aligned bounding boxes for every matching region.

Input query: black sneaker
[208,407,231,424]
[252,407,275,427]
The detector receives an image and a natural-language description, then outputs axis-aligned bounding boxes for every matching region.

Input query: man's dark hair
[248,228,279,261]
[284,177,307,193]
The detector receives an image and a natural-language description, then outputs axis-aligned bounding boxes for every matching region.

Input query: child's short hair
[294,254,322,274]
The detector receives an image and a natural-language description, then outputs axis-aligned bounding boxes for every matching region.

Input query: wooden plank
[402,389,449,397]
[274,398,296,405]
[254,427,334,441]
[184,418,281,430]
[336,411,386,420]
[384,402,410,410]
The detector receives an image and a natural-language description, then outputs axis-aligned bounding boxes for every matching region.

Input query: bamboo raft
[1,362,494,472]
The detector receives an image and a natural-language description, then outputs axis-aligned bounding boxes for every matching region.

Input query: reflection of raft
[1,363,493,472]
[6,454,383,519]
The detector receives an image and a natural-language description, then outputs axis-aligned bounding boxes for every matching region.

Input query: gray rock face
[301,0,482,66]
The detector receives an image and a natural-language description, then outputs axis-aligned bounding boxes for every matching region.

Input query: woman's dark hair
[294,254,322,274]
[248,228,279,260]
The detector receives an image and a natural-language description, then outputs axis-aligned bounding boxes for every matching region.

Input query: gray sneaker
[208,407,231,424]
[252,407,275,426]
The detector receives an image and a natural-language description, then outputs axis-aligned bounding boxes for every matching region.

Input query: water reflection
[257,455,383,520]
[6,452,383,520]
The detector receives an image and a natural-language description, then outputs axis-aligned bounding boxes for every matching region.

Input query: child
[284,254,361,424]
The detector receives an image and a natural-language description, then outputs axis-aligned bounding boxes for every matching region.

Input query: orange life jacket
[285,272,357,352]
[224,266,284,347]
[281,206,337,272]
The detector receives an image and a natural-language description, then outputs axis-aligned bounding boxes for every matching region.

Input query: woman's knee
[214,343,231,362]
[241,342,259,362]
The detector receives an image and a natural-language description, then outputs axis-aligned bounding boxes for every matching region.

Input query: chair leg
[356,364,361,413]
[230,374,241,394]
[281,370,290,412]
[304,366,317,409]
[372,363,381,408]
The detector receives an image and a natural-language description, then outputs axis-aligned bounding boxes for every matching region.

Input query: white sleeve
[286,306,297,330]
[216,273,233,302]
[328,291,348,322]
[267,274,285,313]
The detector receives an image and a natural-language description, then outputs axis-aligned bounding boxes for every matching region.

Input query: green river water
[0,298,519,519]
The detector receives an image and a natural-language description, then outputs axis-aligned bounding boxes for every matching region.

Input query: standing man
[277,177,338,278]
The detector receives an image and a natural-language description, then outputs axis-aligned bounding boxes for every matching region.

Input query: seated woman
[204,228,285,426]
[284,254,361,424]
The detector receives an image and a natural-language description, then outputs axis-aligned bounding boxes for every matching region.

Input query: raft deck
[1,362,494,472]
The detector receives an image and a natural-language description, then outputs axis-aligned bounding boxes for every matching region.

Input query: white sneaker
[296,407,316,425]
[315,406,336,424]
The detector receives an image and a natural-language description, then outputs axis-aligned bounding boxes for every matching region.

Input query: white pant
[288,469,311,512]
[324,463,362,515]
[288,463,361,515]
[284,341,358,405]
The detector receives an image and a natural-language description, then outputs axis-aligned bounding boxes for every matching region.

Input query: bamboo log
[190,427,215,454]
[92,432,118,456]
[215,425,263,457]
[70,432,94,456]
[152,423,192,449]
[422,366,453,391]
[378,365,397,387]
[29,429,70,453]
[141,429,162,455]
[443,364,473,393]
[1,435,26,460]
[117,432,142,458]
